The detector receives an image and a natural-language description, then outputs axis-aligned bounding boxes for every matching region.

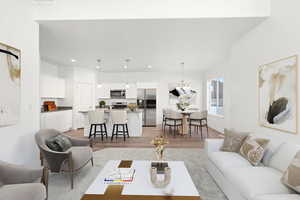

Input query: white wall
[203,0,300,143]
[33,0,270,20]
[99,71,203,124]
[0,1,40,166]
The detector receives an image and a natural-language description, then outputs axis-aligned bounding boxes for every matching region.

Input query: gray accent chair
[35,129,93,189]
[0,161,48,200]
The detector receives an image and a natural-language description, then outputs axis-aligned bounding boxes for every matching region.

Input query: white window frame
[207,78,224,117]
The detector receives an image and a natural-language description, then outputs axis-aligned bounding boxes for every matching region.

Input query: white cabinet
[96,84,110,99]
[76,82,94,111]
[40,75,66,98]
[40,110,72,132]
[126,84,137,99]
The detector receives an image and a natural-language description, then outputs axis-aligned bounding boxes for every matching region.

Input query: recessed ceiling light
[147,65,152,69]
[96,65,101,69]
[124,65,128,69]
[70,59,77,63]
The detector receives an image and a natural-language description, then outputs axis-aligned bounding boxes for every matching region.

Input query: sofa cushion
[225,167,290,200]
[281,151,300,193]
[46,134,72,152]
[269,143,300,172]
[0,183,46,200]
[239,136,270,166]
[61,146,92,171]
[208,151,252,172]
[220,129,249,152]
[254,194,300,200]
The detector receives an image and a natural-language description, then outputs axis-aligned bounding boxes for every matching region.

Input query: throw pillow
[46,135,72,152]
[220,129,249,152]
[239,136,270,166]
[281,151,300,193]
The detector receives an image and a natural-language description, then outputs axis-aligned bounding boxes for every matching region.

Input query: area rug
[48,148,227,200]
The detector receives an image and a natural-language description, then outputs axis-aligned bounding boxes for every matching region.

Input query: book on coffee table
[104,168,135,184]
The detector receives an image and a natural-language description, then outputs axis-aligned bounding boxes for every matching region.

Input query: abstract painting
[0,42,21,127]
[168,83,197,105]
[258,55,298,134]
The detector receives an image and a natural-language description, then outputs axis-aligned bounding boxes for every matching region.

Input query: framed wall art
[258,55,298,134]
[0,42,21,127]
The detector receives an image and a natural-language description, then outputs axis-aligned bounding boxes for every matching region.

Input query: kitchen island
[80,109,143,137]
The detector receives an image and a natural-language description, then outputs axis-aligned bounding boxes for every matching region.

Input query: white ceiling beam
[33,0,270,21]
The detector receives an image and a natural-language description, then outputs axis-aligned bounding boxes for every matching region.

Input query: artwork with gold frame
[0,42,21,127]
[258,55,298,134]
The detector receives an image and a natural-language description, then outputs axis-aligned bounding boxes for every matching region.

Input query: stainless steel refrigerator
[137,89,156,127]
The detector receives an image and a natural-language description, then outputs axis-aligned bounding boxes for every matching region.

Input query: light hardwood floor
[64,126,223,152]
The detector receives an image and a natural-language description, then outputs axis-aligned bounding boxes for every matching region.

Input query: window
[207,78,224,116]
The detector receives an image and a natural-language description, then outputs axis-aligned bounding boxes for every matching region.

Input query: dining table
[178,110,197,135]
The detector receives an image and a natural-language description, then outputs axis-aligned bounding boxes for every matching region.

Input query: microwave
[110,90,126,99]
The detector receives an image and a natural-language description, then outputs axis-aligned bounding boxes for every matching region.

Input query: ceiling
[40,18,264,72]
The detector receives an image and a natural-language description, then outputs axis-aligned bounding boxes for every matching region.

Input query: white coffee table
[82,160,201,200]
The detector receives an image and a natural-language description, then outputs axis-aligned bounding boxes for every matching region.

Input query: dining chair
[189,110,208,138]
[164,110,183,137]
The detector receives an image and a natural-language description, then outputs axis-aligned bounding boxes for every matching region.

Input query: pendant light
[180,62,190,88]
[96,59,102,88]
[124,59,130,88]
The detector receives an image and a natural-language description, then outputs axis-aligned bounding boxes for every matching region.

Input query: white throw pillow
[269,143,300,172]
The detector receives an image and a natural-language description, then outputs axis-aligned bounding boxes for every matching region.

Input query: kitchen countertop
[79,109,142,113]
[41,106,73,113]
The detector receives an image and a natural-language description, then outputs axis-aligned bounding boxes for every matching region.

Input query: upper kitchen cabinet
[96,84,110,99]
[126,83,137,99]
[40,75,66,98]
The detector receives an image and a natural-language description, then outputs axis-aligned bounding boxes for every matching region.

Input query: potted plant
[99,100,106,108]
[127,103,138,111]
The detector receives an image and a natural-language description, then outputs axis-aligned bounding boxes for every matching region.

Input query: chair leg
[126,124,129,138]
[122,124,126,141]
[111,124,115,141]
[104,123,108,138]
[100,124,104,141]
[173,121,176,137]
[91,157,94,166]
[200,123,203,140]
[206,122,209,138]
[93,124,97,139]
[68,159,74,189]
[189,122,192,136]
[89,124,93,138]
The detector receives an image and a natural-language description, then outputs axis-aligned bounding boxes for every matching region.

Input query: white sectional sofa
[205,139,300,200]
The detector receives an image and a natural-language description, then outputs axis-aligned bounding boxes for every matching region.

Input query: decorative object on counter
[127,103,138,111]
[258,55,298,134]
[150,166,171,188]
[0,42,21,127]
[151,136,169,174]
[43,101,57,111]
[99,100,106,108]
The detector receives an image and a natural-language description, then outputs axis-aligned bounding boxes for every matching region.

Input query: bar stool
[111,110,129,141]
[88,109,108,141]
[189,110,208,138]
[164,111,183,137]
